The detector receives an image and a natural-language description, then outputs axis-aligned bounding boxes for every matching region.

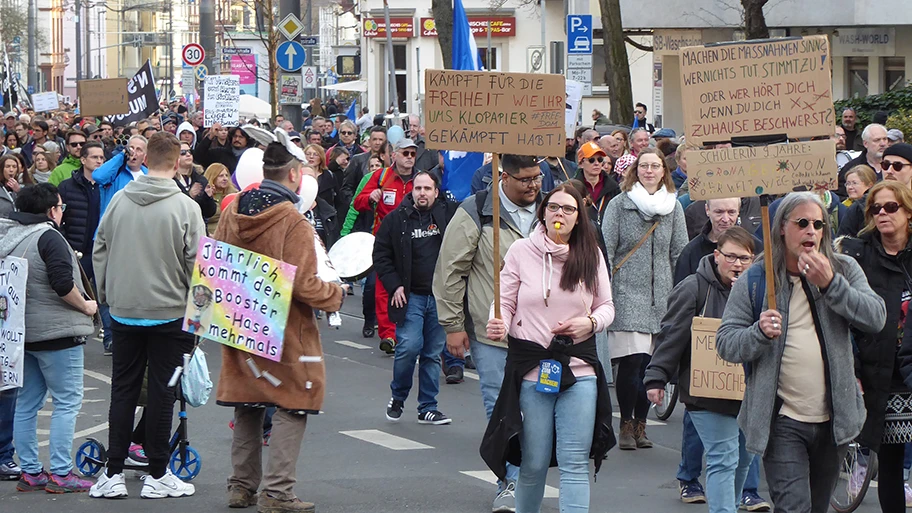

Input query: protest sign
[77,78,129,117]
[424,70,566,157]
[0,256,27,391]
[204,75,241,127]
[107,60,159,125]
[183,237,296,362]
[687,139,837,200]
[565,80,584,139]
[679,35,835,147]
[32,91,59,112]
[690,316,744,401]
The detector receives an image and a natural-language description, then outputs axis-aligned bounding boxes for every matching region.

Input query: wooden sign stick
[492,153,501,319]
[759,195,777,311]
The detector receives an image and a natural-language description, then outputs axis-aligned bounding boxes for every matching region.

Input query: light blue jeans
[469,338,520,486]
[689,410,755,513]
[517,376,597,513]
[14,346,84,475]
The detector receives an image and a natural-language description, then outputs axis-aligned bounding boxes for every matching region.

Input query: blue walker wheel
[169,445,201,481]
[76,438,105,477]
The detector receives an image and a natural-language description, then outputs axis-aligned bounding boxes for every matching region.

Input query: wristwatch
[588,315,597,334]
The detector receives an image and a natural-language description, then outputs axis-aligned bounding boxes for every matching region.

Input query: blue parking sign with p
[567,15,592,55]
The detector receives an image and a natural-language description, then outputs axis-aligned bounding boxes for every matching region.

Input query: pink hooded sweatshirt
[497,224,615,381]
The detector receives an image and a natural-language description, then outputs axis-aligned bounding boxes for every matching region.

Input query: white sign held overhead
[203,75,240,127]
[301,66,318,89]
[565,80,584,139]
[32,91,59,112]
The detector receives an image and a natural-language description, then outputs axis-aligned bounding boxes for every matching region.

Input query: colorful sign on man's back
[183,237,296,362]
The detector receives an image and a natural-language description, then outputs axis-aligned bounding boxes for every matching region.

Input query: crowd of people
[2,92,912,513]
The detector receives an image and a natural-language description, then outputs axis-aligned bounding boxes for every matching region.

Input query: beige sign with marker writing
[424,70,566,157]
[690,316,744,401]
[686,139,837,201]
[680,35,835,147]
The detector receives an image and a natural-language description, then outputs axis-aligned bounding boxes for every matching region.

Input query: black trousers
[363,272,377,326]
[614,353,651,420]
[106,319,194,479]
[879,442,906,513]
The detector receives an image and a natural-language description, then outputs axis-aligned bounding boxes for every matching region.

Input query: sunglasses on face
[881,160,912,172]
[340,131,354,136]
[587,156,604,164]
[69,141,84,147]
[180,150,191,155]
[400,151,416,157]
[790,218,825,230]
[868,201,902,215]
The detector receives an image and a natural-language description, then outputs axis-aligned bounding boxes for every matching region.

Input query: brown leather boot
[618,419,637,450]
[634,419,653,448]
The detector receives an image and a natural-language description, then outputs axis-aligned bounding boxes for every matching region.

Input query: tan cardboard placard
[679,35,835,147]
[424,69,565,157]
[690,316,744,401]
[76,78,129,116]
[687,139,838,200]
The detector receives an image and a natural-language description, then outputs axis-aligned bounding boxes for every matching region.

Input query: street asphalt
[0,286,883,512]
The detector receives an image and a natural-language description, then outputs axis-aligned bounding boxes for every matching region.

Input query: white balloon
[296,175,319,213]
[235,148,264,189]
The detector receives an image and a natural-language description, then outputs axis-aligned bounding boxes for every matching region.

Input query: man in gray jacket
[717,192,886,513]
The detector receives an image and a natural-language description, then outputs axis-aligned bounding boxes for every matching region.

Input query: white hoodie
[177,121,198,149]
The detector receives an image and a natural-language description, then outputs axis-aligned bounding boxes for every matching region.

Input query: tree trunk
[598,0,633,125]
[741,0,770,40]
[266,0,278,119]
[430,0,454,69]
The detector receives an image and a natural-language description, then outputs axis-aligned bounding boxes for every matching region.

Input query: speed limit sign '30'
[182,44,205,67]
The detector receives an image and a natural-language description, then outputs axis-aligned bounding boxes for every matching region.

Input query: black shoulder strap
[475,189,491,227]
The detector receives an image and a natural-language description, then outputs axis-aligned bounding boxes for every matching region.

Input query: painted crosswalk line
[340,429,434,450]
[460,470,558,498]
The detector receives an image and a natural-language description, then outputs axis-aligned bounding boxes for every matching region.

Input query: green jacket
[49,155,82,186]
[340,171,374,237]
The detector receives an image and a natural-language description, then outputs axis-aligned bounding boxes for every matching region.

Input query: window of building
[884,57,906,92]
[477,47,500,71]
[847,57,869,98]
[393,44,406,71]
[592,41,607,86]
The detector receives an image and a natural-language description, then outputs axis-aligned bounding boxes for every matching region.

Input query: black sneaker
[445,366,464,384]
[379,338,396,355]
[0,460,21,481]
[418,410,452,425]
[386,399,404,422]
[362,324,375,338]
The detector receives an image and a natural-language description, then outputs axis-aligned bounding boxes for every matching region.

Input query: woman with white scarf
[601,147,688,450]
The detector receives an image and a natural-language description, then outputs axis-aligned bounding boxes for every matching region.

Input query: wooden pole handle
[759,200,777,312]
[492,153,501,320]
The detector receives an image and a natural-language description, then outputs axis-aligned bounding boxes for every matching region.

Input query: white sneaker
[140,470,195,498]
[89,469,128,499]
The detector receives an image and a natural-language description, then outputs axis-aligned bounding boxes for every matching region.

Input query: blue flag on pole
[345,101,357,122]
[442,0,485,202]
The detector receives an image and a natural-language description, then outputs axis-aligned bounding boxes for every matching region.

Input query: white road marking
[464,371,479,381]
[40,422,108,448]
[612,412,665,426]
[340,429,434,450]
[334,339,371,350]
[83,369,112,384]
[460,470,558,498]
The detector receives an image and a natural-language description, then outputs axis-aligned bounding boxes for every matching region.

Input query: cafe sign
[419,16,516,38]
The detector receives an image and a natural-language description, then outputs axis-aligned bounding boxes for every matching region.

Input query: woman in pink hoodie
[486,182,615,513]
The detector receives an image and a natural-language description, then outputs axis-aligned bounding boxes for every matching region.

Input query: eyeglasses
[509,173,544,187]
[790,218,825,230]
[868,201,902,215]
[845,180,863,187]
[634,110,644,115]
[638,163,663,171]
[340,131,354,136]
[718,251,753,265]
[400,151,416,157]
[545,202,578,215]
[54,203,67,212]
[180,150,191,155]
[881,160,912,172]
[586,156,604,164]
[68,141,84,147]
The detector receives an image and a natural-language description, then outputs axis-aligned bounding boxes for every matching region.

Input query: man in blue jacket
[93,135,148,222]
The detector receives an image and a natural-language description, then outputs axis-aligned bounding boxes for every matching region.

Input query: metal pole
[168,0,173,98]
[486,21,492,70]
[280,0,302,124]
[304,0,313,106]
[117,2,122,78]
[199,0,215,103]
[540,0,546,65]
[75,0,83,80]
[85,2,92,78]
[27,0,37,90]
[382,0,398,116]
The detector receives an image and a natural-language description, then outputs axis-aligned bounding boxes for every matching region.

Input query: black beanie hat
[883,143,912,165]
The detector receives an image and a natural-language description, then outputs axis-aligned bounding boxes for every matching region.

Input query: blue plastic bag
[182,348,212,407]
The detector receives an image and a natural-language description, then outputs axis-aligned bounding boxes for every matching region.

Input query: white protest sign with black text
[204,75,241,127]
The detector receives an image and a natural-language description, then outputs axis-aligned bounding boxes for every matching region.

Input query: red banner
[419,16,516,38]
[363,17,415,38]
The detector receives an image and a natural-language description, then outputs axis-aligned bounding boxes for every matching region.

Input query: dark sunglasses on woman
[868,201,902,215]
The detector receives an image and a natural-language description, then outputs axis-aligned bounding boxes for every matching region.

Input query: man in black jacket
[675,198,741,285]
[374,171,457,425]
[58,141,105,278]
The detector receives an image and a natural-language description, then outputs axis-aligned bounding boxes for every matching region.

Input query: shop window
[477,47,499,71]
[848,57,868,98]
[592,41,607,86]
[884,57,906,92]
[393,45,406,71]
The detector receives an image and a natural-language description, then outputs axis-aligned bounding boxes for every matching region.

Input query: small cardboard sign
[687,139,838,200]
[203,75,240,127]
[679,35,835,147]
[77,78,129,116]
[31,91,59,113]
[424,69,566,158]
[690,316,745,401]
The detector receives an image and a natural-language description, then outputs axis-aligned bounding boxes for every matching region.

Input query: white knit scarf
[627,182,676,218]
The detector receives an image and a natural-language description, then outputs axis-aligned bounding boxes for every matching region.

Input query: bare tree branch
[624,36,653,52]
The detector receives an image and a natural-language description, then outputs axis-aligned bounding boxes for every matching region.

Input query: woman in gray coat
[602,147,688,449]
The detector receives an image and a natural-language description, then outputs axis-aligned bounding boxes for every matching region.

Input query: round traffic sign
[194,64,208,81]
[182,43,205,66]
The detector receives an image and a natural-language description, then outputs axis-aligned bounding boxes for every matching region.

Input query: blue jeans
[14,346,84,475]
[517,376,597,513]
[100,303,113,349]
[689,410,754,513]
[680,410,761,493]
[470,338,520,486]
[0,387,18,464]
[391,294,446,413]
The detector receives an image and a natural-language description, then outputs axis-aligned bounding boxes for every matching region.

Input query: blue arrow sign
[567,15,592,55]
[277,41,306,72]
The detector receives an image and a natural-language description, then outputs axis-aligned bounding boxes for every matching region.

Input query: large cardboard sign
[680,35,835,147]
[183,237,296,362]
[690,316,744,401]
[77,78,129,117]
[0,256,27,391]
[203,75,241,127]
[687,139,838,200]
[424,70,565,157]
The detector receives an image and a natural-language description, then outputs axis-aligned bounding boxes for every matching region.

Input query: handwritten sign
[77,78,129,117]
[183,237,296,362]
[204,75,240,127]
[690,316,744,401]
[0,257,27,391]
[32,91,59,113]
[424,70,565,157]
[680,35,835,147]
[687,139,837,200]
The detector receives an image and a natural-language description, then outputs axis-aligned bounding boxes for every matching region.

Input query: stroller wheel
[169,445,202,481]
[76,438,106,477]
